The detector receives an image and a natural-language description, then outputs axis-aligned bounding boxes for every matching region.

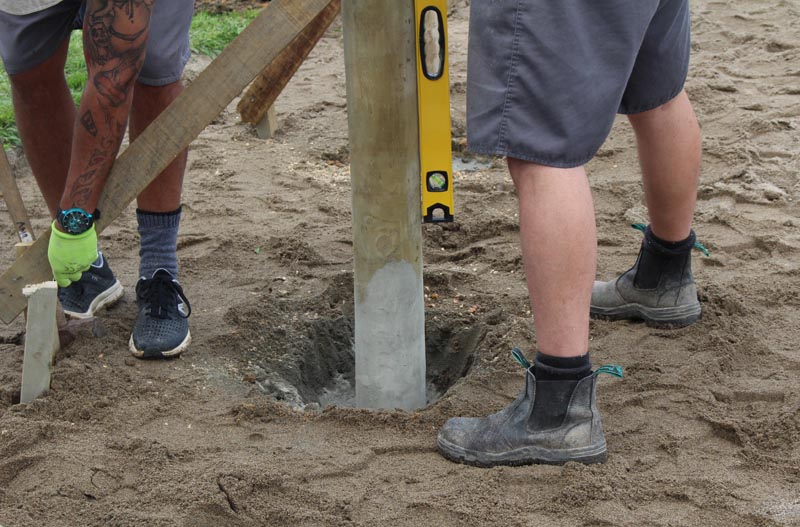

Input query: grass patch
[190,9,260,57]
[0,9,259,147]
[0,81,18,146]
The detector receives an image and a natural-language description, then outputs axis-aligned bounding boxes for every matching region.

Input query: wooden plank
[0,145,34,242]
[21,281,60,403]
[237,0,341,125]
[0,0,334,324]
[344,0,426,410]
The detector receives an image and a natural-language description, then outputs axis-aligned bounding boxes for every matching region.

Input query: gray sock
[137,207,181,279]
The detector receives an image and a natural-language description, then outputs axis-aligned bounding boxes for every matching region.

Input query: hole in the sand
[248,313,481,409]
[226,275,483,409]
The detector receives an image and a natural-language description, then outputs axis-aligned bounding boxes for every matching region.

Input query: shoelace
[140,274,192,320]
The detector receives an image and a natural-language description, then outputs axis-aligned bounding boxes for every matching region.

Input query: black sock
[533,352,592,381]
[635,226,695,289]
[647,226,694,252]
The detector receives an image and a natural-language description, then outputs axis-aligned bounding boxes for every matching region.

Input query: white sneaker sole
[63,280,124,320]
[129,330,191,359]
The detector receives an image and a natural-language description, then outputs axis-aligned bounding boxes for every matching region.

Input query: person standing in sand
[0,0,194,359]
[437,0,704,466]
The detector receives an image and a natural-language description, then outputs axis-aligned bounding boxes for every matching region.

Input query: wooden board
[0,0,335,324]
[0,145,34,242]
[20,282,60,403]
[237,0,341,125]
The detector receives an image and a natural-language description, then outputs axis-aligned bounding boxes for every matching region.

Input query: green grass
[190,9,260,57]
[0,9,259,147]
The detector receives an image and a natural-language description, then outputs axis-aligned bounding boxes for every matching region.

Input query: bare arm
[58,0,154,221]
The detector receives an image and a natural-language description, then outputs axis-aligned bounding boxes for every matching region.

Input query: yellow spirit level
[415,0,454,223]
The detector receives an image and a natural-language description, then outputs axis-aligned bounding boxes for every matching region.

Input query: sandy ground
[1,0,799,525]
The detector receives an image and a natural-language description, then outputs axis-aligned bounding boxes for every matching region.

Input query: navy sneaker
[129,269,191,359]
[58,252,124,319]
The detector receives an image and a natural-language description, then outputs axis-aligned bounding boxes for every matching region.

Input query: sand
[1,0,798,525]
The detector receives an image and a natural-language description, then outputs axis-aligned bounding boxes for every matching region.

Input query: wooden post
[255,106,280,139]
[21,282,60,403]
[343,0,426,410]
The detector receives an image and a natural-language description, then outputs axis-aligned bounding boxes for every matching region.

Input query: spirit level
[415,0,454,223]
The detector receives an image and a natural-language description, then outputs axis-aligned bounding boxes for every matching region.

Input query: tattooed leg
[58,0,155,216]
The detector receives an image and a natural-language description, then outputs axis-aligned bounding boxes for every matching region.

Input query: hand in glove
[48,221,98,287]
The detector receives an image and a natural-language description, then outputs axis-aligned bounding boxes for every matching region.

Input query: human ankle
[137,207,181,279]
[533,352,592,381]
[634,225,694,289]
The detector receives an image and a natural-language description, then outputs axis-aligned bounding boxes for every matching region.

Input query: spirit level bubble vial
[415,0,454,223]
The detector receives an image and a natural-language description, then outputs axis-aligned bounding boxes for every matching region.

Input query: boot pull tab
[594,365,624,378]
[511,348,531,369]
[630,223,710,257]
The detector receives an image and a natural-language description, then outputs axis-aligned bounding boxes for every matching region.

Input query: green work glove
[48,221,99,287]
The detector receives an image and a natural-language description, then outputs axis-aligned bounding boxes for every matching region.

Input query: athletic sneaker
[58,252,124,319]
[129,269,191,359]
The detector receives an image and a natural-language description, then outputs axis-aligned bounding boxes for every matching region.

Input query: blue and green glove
[48,221,99,287]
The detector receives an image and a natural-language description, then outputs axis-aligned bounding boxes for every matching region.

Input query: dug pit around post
[222,275,484,409]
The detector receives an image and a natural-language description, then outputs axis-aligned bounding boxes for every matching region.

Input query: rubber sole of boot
[63,280,124,320]
[129,330,191,360]
[590,301,701,328]
[437,435,608,467]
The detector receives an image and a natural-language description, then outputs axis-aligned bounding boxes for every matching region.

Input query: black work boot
[591,224,703,328]
[437,350,622,467]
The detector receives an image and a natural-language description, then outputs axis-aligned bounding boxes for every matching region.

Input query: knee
[628,89,692,126]
[132,80,184,112]
[507,157,528,175]
[9,66,66,102]
[508,157,543,187]
[137,47,188,87]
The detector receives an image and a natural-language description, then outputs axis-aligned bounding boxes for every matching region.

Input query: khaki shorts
[0,0,193,86]
[467,0,691,168]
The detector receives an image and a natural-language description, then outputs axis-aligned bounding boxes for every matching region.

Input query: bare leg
[8,39,74,216]
[628,90,700,242]
[131,81,187,212]
[508,159,596,358]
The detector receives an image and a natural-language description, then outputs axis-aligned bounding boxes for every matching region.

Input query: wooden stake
[16,241,68,329]
[343,0,426,410]
[0,145,34,243]
[255,105,280,139]
[16,242,33,322]
[0,0,335,324]
[237,0,341,126]
[21,282,60,403]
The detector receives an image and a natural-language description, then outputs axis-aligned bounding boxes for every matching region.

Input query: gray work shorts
[0,0,193,86]
[467,0,691,168]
